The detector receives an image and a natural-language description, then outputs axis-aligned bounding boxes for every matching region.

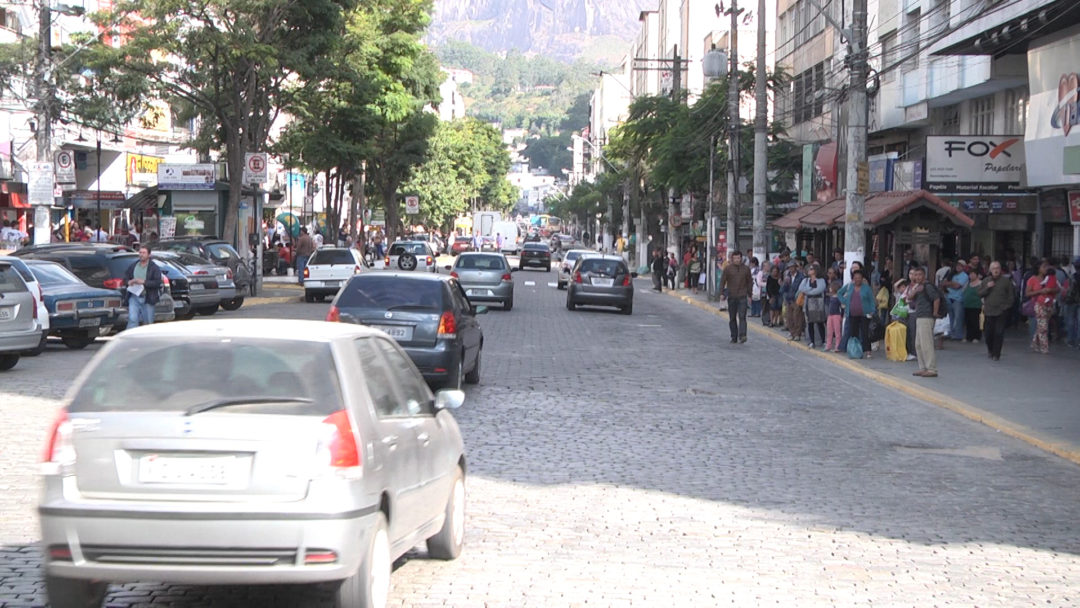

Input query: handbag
[796,291,806,308]
[847,336,863,359]
[1021,297,1036,317]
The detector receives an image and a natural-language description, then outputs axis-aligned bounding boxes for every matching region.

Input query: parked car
[327,273,485,389]
[137,255,219,321]
[23,260,123,350]
[38,319,467,608]
[519,242,551,271]
[11,244,175,329]
[556,249,599,290]
[552,233,575,251]
[0,260,41,370]
[384,241,438,272]
[156,251,237,313]
[566,254,635,314]
[0,255,50,355]
[449,235,473,256]
[448,252,517,310]
[410,233,446,255]
[152,251,228,315]
[303,246,368,302]
[154,237,250,310]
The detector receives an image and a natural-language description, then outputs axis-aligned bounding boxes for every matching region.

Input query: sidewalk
[651,280,1080,466]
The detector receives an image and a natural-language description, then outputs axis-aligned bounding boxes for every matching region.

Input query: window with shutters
[1004,87,1028,134]
[968,94,995,135]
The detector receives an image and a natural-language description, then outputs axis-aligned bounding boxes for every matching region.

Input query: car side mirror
[434,389,465,410]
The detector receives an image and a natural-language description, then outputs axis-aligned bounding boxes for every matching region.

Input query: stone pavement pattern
[2,271,1080,606]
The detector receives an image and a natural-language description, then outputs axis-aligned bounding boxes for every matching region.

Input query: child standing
[825,280,844,352]
[876,277,892,327]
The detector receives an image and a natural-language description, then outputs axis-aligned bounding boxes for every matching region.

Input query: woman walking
[1026,259,1059,354]
[799,265,828,348]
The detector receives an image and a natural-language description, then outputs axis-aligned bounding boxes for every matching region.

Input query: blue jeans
[750,298,762,317]
[728,297,748,341]
[126,295,155,330]
[296,255,310,284]
[948,298,965,340]
[1064,303,1079,346]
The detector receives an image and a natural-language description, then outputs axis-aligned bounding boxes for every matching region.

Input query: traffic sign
[29,162,55,206]
[243,152,267,184]
[55,150,75,184]
[405,195,420,215]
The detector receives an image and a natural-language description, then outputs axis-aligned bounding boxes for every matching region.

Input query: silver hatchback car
[0,260,42,370]
[448,252,518,310]
[39,319,467,608]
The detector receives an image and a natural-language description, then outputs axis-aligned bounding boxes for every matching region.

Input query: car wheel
[622,302,634,315]
[61,332,94,350]
[304,291,315,303]
[464,350,481,384]
[45,574,107,608]
[566,298,576,311]
[557,280,565,290]
[427,468,465,560]
[333,512,390,608]
[196,305,218,316]
[503,298,513,311]
[446,356,464,390]
[398,253,417,271]
[220,297,244,311]
[545,264,551,272]
[24,330,48,357]
[0,354,18,371]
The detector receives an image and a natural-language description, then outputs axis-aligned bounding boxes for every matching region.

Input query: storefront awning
[125,186,163,211]
[771,190,975,231]
[0,182,29,208]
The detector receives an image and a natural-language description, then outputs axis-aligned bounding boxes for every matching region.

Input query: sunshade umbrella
[276,212,300,237]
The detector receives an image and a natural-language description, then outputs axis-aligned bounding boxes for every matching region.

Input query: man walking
[294,227,315,285]
[910,267,942,377]
[650,248,665,292]
[123,244,163,329]
[978,261,1016,361]
[719,250,752,344]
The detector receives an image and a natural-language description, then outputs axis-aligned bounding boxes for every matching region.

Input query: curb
[661,289,1080,466]
[245,295,301,306]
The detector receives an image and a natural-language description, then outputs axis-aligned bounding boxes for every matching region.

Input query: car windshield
[70,337,343,416]
[0,265,27,294]
[455,255,505,270]
[28,262,83,287]
[311,249,355,265]
[389,243,427,255]
[564,251,588,263]
[338,276,443,310]
[206,243,241,261]
[579,258,624,276]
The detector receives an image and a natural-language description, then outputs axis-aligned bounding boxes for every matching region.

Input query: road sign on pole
[405,195,420,215]
[243,152,267,184]
[29,162,55,206]
[55,150,75,184]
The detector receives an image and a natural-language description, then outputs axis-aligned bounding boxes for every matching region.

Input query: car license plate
[592,278,614,287]
[324,280,339,287]
[138,454,238,485]
[369,325,413,341]
[466,289,493,297]
[173,300,185,308]
[78,317,101,328]
[0,307,10,321]
[189,283,204,290]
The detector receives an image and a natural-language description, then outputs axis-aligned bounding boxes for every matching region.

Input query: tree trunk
[222,133,244,248]
[382,183,401,241]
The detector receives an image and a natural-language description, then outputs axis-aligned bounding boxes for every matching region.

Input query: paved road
[3,267,1080,606]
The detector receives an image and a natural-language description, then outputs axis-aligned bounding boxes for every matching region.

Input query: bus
[531,214,562,237]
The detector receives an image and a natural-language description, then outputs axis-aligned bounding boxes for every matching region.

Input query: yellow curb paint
[662,289,1080,466]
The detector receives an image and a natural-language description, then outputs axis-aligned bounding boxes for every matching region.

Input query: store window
[1004,87,1028,135]
[1048,225,1073,260]
[174,211,217,237]
[968,94,995,135]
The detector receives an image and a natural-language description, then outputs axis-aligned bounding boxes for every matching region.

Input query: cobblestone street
[3,271,1080,606]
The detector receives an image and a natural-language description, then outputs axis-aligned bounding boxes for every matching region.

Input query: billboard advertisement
[157,163,216,190]
[1026,29,1080,187]
[925,135,1027,193]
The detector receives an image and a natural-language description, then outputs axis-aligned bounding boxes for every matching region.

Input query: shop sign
[66,190,126,209]
[1025,32,1080,187]
[925,136,1028,193]
[158,163,216,190]
[128,153,164,186]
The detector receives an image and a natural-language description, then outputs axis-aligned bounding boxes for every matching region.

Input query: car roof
[117,318,385,342]
[355,271,448,282]
[14,243,131,254]
[457,251,503,257]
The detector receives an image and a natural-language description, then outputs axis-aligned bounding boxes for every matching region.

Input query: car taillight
[43,408,75,466]
[162,275,170,288]
[226,269,234,280]
[194,269,208,275]
[326,306,340,322]
[437,311,457,339]
[574,272,582,284]
[318,410,361,470]
[426,256,434,266]
[105,298,122,308]
[303,266,310,278]
[56,301,75,312]
[384,256,390,266]
[450,271,458,279]
[103,278,123,289]
[623,274,632,286]
[354,265,362,274]
[501,273,512,282]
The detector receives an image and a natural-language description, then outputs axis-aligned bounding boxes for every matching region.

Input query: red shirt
[1026,274,1058,306]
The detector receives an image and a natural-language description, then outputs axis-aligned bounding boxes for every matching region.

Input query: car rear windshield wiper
[385,304,437,311]
[184,396,313,416]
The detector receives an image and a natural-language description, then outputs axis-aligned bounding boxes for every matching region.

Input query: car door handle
[417,432,430,445]
[381,435,398,450]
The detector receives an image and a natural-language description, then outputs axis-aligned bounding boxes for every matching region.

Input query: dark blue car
[24,260,123,350]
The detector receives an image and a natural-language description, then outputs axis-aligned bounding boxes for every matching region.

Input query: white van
[493,221,520,255]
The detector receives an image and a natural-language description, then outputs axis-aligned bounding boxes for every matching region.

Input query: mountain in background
[429,0,655,64]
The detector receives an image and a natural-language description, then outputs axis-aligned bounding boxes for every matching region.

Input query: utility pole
[751,0,767,263]
[32,0,53,245]
[843,0,868,281]
[671,45,681,101]
[725,0,741,259]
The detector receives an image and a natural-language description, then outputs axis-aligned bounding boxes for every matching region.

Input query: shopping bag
[885,321,907,361]
[890,296,909,319]
[847,336,864,359]
[933,315,950,335]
